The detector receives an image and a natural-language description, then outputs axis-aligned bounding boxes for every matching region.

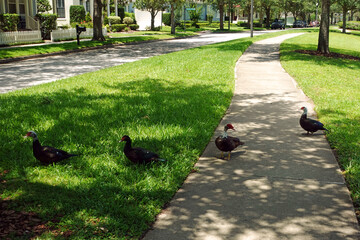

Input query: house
[0,0,39,30]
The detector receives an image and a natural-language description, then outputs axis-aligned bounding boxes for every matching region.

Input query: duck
[119,135,166,164]
[215,124,244,160]
[24,131,78,165]
[300,106,328,134]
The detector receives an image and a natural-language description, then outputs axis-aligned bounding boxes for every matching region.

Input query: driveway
[0,30,276,93]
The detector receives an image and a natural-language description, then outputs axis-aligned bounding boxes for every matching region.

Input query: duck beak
[119,140,123,143]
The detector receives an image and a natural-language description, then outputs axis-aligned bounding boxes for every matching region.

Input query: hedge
[337,21,360,30]
[112,24,127,32]
[70,5,85,23]
[0,13,19,31]
[36,13,57,40]
[162,13,171,26]
[129,24,139,30]
[108,16,121,25]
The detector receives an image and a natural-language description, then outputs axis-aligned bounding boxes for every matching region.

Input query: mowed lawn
[0,31,293,239]
[281,32,360,211]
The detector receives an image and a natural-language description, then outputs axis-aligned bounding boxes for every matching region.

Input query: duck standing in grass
[299,106,328,135]
[24,131,78,165]
[215,124,244,160]
[119,135,166,164]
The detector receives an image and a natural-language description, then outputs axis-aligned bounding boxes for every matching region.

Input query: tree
[167,0,185,34]
[135,0,167,30]
[261,0,276,27]
[336,0,358,33]
[93,0,105,41]
[36,0,52,13]
[317,0,331,53]
[208,0,226,30]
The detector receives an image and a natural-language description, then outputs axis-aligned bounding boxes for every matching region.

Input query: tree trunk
[342,8,347,33]
[151,10,155,30]
[170,4,175,34]
[265,8,271,28]
[317,0,330,54]
[92,0,105,41]
[219,3,224,30]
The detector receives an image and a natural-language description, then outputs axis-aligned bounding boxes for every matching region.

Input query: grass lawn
[280,32,360,212]
[0,30,296,239]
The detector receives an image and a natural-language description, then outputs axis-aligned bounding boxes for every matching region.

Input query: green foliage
[108,16,121,25]
[188,3,202,27]
[207,14,213,24]
[129,24,139,30]
[111,24,127,32]
[0,13,19,32]
[70,5,86,23]
[337,21,360,30]
[36,0,52,13]
[162,13,171,26]
[118,7,125,21]
[85,12,92,22]
[35,13,57,40]
[124,12,136,23]
[123,17,134,26]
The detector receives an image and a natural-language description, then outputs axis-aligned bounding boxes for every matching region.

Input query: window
[56,0,65,18]
[86,0,90,12]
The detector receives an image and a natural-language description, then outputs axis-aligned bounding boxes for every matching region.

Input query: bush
[124,12,136,23]
[70,5,85,23]
[162,13,171,26]
[108,16,121,25]
[129,24,139,30]
[123,17,134,26]
[85,12,92,22]
[118,7,125,21]
[0,13,19,31]
[36,13,57,40]
[338,21,360,30]
[207,14,213,24]
[111,24,126,32]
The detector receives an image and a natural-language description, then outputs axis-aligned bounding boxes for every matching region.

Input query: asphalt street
[0,30,273,93]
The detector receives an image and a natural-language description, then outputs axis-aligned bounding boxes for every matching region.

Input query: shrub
[36,13,57,40]
[70,5,85,23]
[118,7,125,22]
[162,13,171,26]
[124,12,136,23]
[123,17,134,26]
[108,16,121,25]
[111,24,126,32]
[85,12,92,22]
[129,24,139,30]
[0,13,19,31]
[338,21,360,30]
[207,14,213,24]
[36,0,52,13]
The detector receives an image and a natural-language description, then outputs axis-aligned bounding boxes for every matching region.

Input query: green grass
[0,30,296,239]
[280,32,360,208]
[0,33,196,60]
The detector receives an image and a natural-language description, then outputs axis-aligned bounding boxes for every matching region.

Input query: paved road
[143,33,360,240]
[0,30,274,93]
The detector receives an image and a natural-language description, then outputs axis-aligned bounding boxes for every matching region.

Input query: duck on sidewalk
[215,124,244,160]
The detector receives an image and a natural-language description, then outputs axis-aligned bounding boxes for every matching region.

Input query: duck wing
[126,147,159,164]
[38,145,77,164]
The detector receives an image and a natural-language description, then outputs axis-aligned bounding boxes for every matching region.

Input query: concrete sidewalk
[143,34,360,239]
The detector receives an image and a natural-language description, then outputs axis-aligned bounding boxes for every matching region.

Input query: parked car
[309,21,319,27]
[271,20,285,29]
[293,20,307,28]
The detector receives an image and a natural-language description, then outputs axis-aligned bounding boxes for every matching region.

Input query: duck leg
[220,151,224,159]
[227,152,231,160]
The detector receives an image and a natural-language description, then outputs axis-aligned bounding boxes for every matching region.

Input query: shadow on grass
[0,77,232,238]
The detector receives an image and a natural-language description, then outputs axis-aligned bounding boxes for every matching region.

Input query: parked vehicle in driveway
[293,20,307,28]
[309,21,319,27]
[271,20,285,29]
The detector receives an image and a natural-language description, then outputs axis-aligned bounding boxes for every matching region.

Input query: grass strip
[280,32,360,209]
[0,33,195,60]
[0,30,296,239]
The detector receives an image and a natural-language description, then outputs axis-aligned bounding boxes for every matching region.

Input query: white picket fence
[51,28,107,42]
[0,31,42,45]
